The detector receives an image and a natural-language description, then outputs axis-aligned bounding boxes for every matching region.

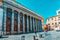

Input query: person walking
[45,28,48,36]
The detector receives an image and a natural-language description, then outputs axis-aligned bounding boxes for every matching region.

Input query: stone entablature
[0,0,44,35]
[3,0,43,20]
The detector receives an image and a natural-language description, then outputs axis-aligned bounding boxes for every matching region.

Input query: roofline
[46,15,60,20]
[8,0,44,19]
[14,1,43,19]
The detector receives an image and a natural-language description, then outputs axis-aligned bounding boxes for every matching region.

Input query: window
[28,16,30,32]
[58,17,60,18]
[14,10,18,33]
[48,24,50,25]
[24,14,27,32]
[52,23,54,25]
[6,8,12,34]
[55,23,57,25]
[55,26,57,28]
[20,12,23,32]
[48,19,49,21]
[58,17,60,20]
[58,11,60,13]
[52,18,53,20]
[31,17,33,32]
[39,20,43,32]
[59,22,60,24]
[7,11,11,17]
[55,18,56,21]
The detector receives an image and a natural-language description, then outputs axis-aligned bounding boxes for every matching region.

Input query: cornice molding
[3,0,43,20]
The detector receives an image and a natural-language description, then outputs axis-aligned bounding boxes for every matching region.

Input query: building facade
[46,9,60,30]
[0,0,44,35]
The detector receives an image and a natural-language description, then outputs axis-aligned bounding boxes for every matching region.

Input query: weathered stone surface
[0,0,2,2]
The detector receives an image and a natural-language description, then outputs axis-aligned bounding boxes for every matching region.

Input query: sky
[15,0,60,24]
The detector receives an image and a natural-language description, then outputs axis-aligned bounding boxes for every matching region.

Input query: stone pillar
[32,17,34,32]
[18,13,20,33]
[27,15,29,32]
[37,20,39,32]
[23,14,25,33]
[3,4,7,34]
[0,0,3,35]
[30,16,32,32]
[11,8,14,34]
[38,20,39,32]
[33,17,35,31]
[35,19,37,32]
[34,18,36,32]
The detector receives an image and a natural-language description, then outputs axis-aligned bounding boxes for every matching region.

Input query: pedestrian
[46,29,48,32]
[45,29,48,36]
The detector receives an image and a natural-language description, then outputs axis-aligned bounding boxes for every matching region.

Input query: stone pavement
[41,31,60,40]
[0,31,60,40]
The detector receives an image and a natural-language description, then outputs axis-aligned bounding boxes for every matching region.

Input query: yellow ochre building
[46,9,60,30]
